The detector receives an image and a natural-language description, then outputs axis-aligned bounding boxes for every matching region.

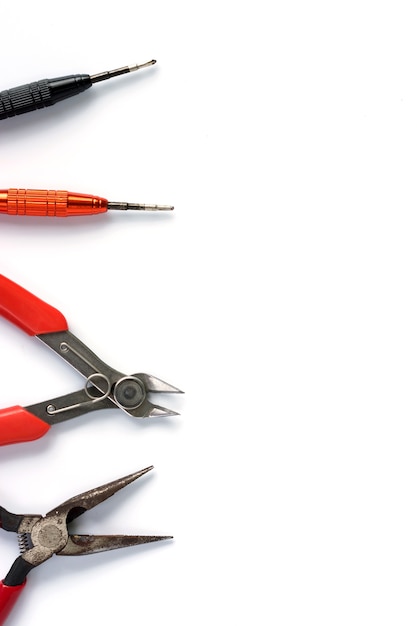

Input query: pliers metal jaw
[0,467,171,623]
[0,274,183,445]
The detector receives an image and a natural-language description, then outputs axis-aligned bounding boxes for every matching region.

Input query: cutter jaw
[128,373,183,418]
[30,330,183,423]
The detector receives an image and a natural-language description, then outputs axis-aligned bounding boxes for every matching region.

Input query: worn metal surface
[1,468,172,586]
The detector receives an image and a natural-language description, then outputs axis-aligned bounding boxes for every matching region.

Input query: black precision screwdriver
[0,60,156,121]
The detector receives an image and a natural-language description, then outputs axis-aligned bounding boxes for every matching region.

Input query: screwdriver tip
[139,204,173,211]
[129,60,157,72]
[107,202,174,211]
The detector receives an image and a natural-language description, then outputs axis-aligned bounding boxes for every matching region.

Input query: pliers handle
[0,273,58,618]
[0,507,26,624]
[0,272,67,336]
[0,581,25,625]
[0,274,68,444]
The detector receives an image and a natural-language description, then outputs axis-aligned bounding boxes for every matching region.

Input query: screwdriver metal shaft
[0,60,156,121]
[90,60,156,83]
[0,189,173,217]
[108,202,173,211]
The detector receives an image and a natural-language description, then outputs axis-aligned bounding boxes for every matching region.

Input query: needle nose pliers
[0,466,171,624]
[0,274,182,445]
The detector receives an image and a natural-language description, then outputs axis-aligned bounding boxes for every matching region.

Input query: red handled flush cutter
[0,274,182,445]
[0,467,171,624]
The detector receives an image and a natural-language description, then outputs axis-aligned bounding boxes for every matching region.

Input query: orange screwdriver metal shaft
[0,189,173,217]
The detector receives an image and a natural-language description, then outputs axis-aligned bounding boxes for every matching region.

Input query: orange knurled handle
[0,189,108,216]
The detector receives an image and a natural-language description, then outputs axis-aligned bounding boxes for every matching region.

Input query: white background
[1,1,417,624]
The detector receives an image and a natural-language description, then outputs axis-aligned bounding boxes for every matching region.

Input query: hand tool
[0,274,182,446]
[0,60,156,121]
[0,467,171,624]
[0,188,173,217]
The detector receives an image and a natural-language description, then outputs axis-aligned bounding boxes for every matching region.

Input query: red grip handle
[0,274,68,335]
[0,189,107,217]
[0,580,26,625]
[0,406,50,445]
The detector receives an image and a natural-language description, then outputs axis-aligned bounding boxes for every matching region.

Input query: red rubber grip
[0,580,26,625]
[0,406,50,445]
[0,274,68,335]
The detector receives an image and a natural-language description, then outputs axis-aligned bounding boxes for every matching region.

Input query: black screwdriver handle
[0,74,92,120]
[0,80,50,119]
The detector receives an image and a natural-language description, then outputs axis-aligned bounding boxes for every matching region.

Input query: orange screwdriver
[0,189,173,217]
